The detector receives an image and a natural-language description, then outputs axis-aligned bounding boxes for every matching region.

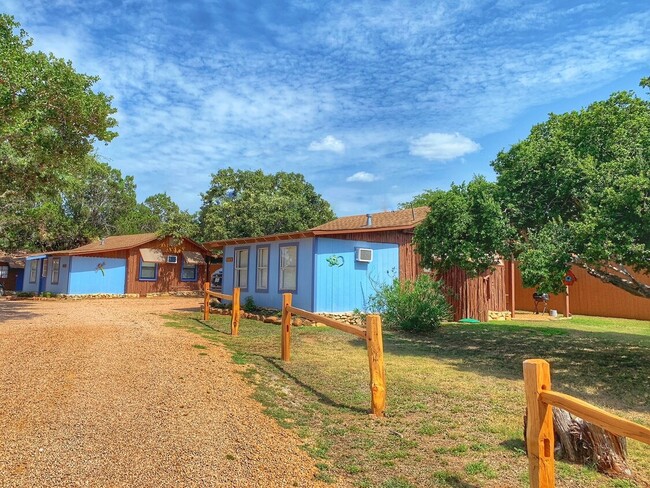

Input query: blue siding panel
[22,258,43,293]
[314,238,398,313]
[44,256,71,295]
[222,238,314,311]
[68,256,126,295]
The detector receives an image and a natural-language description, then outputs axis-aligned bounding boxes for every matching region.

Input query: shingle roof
[203,207,430,248]
[310,206,429,232]
[48,233,161,255]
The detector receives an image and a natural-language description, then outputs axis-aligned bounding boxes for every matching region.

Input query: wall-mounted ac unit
[167,255,178,264]
[355,248,373,263]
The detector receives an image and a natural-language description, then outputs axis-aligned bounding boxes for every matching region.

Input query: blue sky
[3,0,650,216]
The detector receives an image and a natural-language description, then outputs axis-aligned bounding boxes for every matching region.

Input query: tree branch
[571,257,650,298]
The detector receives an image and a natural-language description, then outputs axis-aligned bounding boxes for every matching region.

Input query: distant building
[20,233,208,296]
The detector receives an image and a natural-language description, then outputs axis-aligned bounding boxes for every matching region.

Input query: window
[42,259,48,278]
[256,246,269,291]
[279,245,297,291]
[181,258,197,281]
[234,248,249,290]
[139,260,157,281]
[29,260,38,283]
[51,258,60,285]
[0,265,8,279]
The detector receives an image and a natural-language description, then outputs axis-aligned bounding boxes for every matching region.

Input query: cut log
[525,407,632,478]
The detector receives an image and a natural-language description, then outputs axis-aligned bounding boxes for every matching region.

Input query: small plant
[16,292,35,297]
[243,295,257,313]
[367,275,452,332]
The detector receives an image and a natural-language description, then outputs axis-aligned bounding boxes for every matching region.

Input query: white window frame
[0,265,8,279]
[234,248,249,290]
[51,258,61,285]
[256,246,269,291]
[29,260,38,283]
[279,244,298,292]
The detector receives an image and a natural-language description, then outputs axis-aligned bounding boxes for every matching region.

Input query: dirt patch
[0,297,324,487]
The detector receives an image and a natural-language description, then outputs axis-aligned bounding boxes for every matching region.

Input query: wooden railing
[281,293,386,417]
[203,283,241,335]
[523,359,650,488]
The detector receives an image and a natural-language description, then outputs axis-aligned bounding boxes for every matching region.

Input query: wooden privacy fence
[523,359,650,488]
[203,283,241,335]
[281,293,386,417]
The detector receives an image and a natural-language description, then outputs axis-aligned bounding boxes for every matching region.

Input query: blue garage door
[68,257,126,295]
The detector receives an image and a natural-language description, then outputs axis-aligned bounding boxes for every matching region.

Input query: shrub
[243,296,257,313]
[367,275,452,332]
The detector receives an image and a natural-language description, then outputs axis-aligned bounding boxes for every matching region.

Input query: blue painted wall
[222,238,314,310]
[43,256,71,295]
[314,238,399,313]
[22,257,44,293]
[68,256,126,294]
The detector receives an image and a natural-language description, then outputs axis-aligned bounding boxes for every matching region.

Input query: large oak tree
[413,80,650,298]
[199,168,335,241]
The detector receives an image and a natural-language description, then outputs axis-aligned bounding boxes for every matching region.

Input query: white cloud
[346,171,380,182]
[308,135,345,154]
[409,132,481,161]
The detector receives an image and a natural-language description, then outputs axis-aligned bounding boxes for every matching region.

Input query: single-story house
[21,233,209,296]
[205,207,509,321]
[0,254,25,292]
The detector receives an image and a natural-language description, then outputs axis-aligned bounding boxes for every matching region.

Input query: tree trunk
[525,407,632,477]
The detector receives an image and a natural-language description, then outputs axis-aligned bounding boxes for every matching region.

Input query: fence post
[203,282,210,321]
[523,359,555,488]
[366,314,386,417]
[281,293,292,361]
[231,287,241,336]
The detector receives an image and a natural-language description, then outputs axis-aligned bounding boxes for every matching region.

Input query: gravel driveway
[0,297,323,487]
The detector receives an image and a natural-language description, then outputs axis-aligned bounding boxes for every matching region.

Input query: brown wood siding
[511,262,650,321]
[438,266,507,322]
[125,237,207,295]
[0,263,21,292]
[331,230,422,280]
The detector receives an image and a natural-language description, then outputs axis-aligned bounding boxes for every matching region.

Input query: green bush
[243,296,257,313]
[367,275,452,332]
[16,292,35,297]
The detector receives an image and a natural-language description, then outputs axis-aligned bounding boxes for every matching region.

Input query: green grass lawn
[164,313,650,487]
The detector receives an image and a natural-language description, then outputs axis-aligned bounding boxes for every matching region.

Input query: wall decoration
[326,255,345,268]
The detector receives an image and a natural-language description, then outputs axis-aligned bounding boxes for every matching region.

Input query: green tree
[117,193,199,239]
[199,168,335,241]
[413,176,514,275]
[0,15,117,251]
[410,81,650,298]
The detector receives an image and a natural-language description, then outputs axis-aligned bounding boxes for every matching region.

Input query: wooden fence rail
[523,359,650,488]
[203,283,241,335]
[281,293,386,417]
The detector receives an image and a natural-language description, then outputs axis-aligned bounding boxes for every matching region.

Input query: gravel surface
[0,297,324,487]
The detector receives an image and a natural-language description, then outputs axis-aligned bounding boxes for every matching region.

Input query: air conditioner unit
[167,255,178,264]
[355,248,373,263]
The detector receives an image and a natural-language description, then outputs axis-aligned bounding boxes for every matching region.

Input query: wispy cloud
[409,133,480,161]
[308,135,345,154]
[9,0,650,215]
[346,171,380,182]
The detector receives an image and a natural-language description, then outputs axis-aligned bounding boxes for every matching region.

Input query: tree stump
[525,407,632,477]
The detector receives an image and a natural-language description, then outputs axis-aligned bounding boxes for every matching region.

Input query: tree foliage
[199,168,335,241]
[117,193,199,240]
[414,176,514,274]
[410,81,650,297]
[0,15,118,251]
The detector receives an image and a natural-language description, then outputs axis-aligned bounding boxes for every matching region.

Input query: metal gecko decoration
[326,255,344,267]
[95,262,106,276]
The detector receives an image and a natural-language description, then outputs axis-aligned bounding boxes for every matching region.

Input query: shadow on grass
[500,438,526,454]
[189,317,232,335]
[261,355,369,414]
[347,323,650,412]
